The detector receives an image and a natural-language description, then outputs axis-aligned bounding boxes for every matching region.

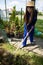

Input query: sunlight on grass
[0,43,43,65]
[0,43,16,53]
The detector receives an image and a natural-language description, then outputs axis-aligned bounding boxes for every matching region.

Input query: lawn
[0,43,43,65]
[35,19,43,33]
[34,19,43,38]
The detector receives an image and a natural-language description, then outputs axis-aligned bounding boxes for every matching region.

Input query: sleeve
[32,10,38,26]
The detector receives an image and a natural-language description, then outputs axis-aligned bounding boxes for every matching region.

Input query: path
[9,37,43,56]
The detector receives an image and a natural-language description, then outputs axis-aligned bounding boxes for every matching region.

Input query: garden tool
[14,26,34,53]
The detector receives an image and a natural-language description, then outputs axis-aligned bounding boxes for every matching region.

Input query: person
[20,1,37,48]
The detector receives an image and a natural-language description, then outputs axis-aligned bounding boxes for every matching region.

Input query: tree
[9,6,16,21]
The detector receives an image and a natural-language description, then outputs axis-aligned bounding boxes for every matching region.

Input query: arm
[32,10,38,26]
[28,26,34,34]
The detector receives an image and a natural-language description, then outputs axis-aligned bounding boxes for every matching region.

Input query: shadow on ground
[35,38,43,49]
[24,37,43,49]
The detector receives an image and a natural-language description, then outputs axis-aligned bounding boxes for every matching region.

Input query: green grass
[0,19,43,65]
[0,43,43,65]
[35,19,43,38]
[0,43,16,54]
[35,19,43,33]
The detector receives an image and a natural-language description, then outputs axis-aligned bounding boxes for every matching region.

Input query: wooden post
[31,0,35,5]
[5,0,7,20]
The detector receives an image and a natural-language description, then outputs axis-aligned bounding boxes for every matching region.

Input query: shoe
[19,44,24,48]
[27,37,31,44]
[31,42,36,45]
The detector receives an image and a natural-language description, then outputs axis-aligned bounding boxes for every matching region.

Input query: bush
[0,48,30,65]
[38,12,43,16]
[0,18,4,29]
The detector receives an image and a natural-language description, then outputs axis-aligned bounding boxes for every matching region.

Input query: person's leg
[29,28,34,44]
[20,23,27,48]
[23,23,27,46]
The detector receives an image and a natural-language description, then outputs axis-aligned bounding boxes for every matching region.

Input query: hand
[27,32,29,37]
